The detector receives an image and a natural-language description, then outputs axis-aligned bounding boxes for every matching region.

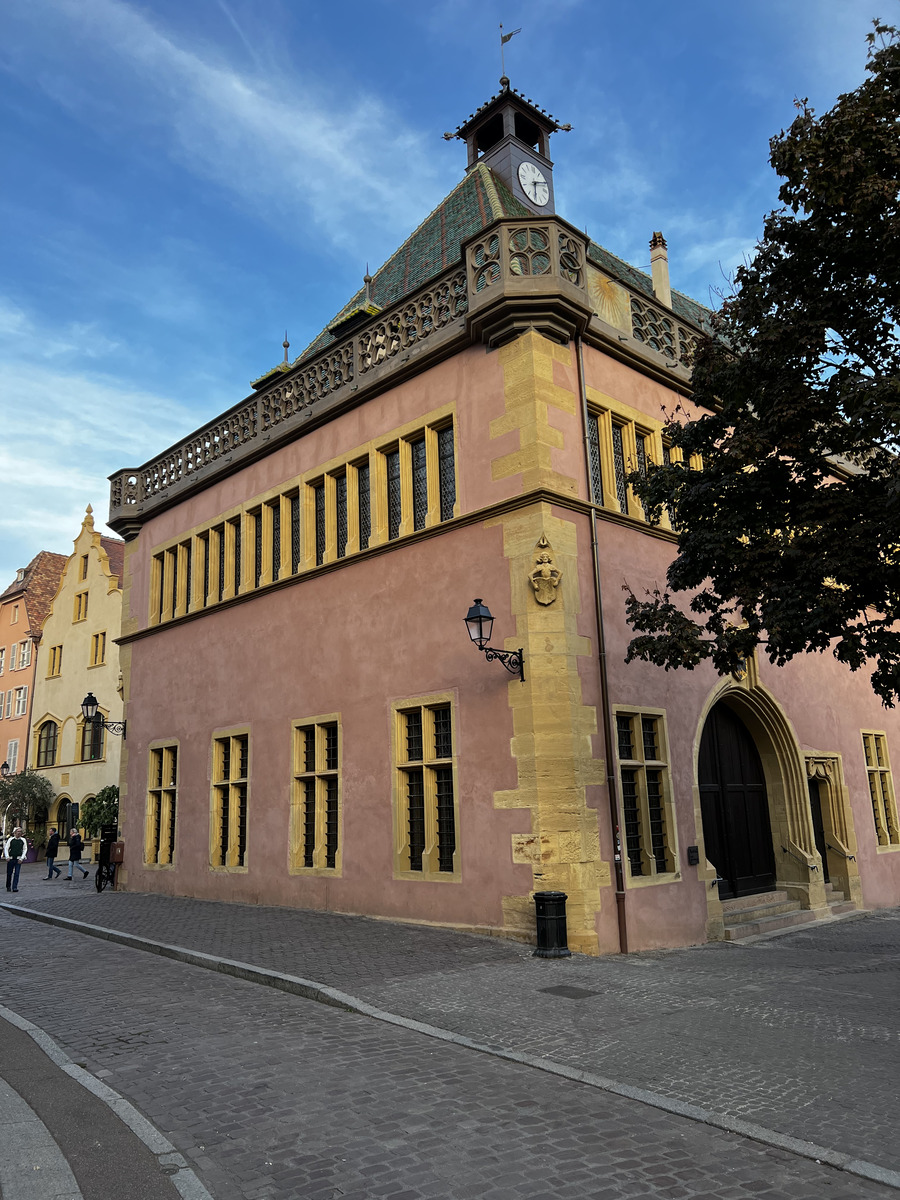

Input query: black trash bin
[533,890,572,958]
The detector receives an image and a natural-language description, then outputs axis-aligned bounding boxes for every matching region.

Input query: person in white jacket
[4,827,27,893]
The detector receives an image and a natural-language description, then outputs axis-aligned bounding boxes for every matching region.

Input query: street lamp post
[464,599,525,682]
[80,693,126,739]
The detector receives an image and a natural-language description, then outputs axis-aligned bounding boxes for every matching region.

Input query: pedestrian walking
[45,829,62,879]
[66,829,89,880]
[4,827,27,892]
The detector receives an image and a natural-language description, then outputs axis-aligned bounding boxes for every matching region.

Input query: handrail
[825,841,857,862]
[781,844,819,870]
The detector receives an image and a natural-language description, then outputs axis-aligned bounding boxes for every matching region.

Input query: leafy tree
[626,23,900,704]
[0,769,54,829]
[80,785,119,838]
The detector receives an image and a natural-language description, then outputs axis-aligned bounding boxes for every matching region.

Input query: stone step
[722,898,803,926]
[720,890,789,914]
[724,908,818,940]
[827,900,856,917]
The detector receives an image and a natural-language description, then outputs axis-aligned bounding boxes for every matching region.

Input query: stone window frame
[862,730,900,849]
[90,631,107,668]
[80,554,89,581]
[613,705,680,885]
[209,727,250,871]
[145,741,179,867]
[36,720,59,768]
[147,408,457,626]
[586,399,701,528]
[73,591,89,623]
[80,714,105,763]
[47,645,63,678]
[289,714,342,875]
[391,692,460,882]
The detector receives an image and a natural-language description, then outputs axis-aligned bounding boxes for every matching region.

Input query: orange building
[107,84,900,952]
[0,551,67,779]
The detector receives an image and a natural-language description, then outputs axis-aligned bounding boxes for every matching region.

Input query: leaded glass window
[292,720,341,871]
[437,426,456,522]
[386,449,401,540]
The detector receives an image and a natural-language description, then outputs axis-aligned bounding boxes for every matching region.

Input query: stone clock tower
[446,78,570,215]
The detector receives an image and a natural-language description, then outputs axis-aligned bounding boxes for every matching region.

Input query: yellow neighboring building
[31,507,125,841]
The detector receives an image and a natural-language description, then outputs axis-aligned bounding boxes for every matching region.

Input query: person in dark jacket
[45,829,62,879]
[66,829,89,880]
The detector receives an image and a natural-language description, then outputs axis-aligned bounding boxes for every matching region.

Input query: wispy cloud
[5,0,454,262]
[0,296,197,579]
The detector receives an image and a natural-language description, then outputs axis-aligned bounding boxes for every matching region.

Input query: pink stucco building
[108,85,900,954]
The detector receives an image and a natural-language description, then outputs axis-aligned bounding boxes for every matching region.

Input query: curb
[0,992,214,1200]
[4,901,899,1193]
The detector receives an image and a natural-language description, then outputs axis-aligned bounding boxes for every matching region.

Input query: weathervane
[499,23,521,77]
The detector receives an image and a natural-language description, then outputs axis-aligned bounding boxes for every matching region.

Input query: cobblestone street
[2,871,899,1198]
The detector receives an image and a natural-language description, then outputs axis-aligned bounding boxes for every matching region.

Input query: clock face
[517,161,550,207]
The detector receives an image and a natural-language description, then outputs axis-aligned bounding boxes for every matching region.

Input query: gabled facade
[0,550,67,778]
[107,80,900,953]
[31,508,125,836]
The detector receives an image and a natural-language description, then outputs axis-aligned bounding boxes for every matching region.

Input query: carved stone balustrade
[108,217,707,536]
[464,218,593,348]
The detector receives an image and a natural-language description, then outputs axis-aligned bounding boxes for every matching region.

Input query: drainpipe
[575,334,629,954]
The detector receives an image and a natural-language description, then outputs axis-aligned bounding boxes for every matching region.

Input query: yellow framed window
[90,632,106,667]
[862,731,899,846]
[393,698,458,878]
[210,732,249,868]
[36,721,58,768]
[48,645,63,677]
[615,709,677,879]
[80,554,89,581]
[146,744,178,865]
[291,719,340,871]
[80,718,104,762]
[74,591,89,622]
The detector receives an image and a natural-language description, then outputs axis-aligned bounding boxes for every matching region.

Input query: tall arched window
[81,718,104,762]
[37,721,58,768]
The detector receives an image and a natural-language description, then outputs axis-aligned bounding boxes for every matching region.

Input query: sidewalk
[4,864,900,1187]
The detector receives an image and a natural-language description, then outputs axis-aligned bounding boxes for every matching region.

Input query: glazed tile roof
[295,162,711,366]
[100,537,125,587]
[0,551,67,634]
[586,240,711,329]
[297,163,532,361]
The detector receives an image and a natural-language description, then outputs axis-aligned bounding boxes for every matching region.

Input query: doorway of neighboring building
[806,777,831,885]
[698,702,777,900]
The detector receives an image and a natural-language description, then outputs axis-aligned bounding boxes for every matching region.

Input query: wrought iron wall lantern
[81,693,126,739]
[0,762,9,778]
[464,599,525,682]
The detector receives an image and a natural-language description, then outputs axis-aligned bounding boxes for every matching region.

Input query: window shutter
[4,692,11,719]
[0,691,4,719]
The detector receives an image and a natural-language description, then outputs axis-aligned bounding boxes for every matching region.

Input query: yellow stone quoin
[489,330,610,955]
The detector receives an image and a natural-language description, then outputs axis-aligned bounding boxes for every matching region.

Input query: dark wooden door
[698,704,776,899]
[807,778,830,884]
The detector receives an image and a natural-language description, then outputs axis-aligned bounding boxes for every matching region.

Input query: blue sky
[0,0,882,586]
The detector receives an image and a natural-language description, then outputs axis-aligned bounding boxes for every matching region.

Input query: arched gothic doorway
[698,702,776,899]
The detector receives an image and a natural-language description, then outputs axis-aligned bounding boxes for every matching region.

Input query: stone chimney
[649,232,671,309]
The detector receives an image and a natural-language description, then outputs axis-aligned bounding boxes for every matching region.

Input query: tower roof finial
[282,331,290,364]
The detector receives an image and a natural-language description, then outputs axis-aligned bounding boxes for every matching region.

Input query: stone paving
[2,866,899,1197]
[0,902,892,1200]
